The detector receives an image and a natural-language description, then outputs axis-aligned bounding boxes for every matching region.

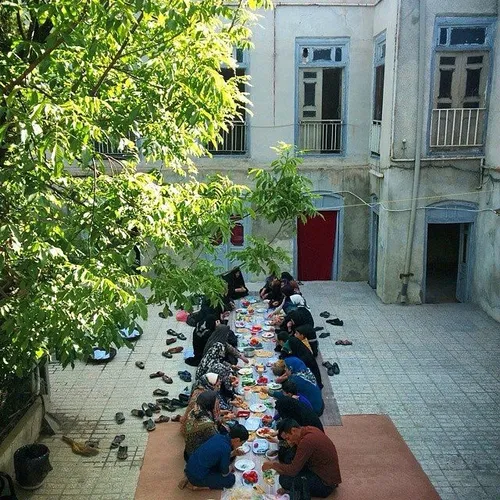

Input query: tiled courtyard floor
[13,282,500,499]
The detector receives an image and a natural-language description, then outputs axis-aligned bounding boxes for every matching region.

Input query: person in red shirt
[262,419,341,498]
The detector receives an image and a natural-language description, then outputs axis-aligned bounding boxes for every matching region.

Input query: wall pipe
[399,0,426,304]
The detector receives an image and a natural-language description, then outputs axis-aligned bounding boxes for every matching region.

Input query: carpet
[316,351,342,426]
[135,415,439,500]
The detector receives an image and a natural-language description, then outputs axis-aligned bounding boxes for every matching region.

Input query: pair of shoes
[110,434,125,449]
[156,397,171,404]
[135,361,145,369]
[178,370,192,383]
[131,408,145,418]
[143,418,156,431]
[322,361,340,376]
[153,389,169,397]
[319,331,330,339]
[335,339,353,346]
[319,311,331,318]
[326,318,344,326]
[141,403,153,417]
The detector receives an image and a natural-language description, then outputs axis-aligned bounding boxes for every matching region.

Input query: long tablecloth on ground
[220,299,288,500]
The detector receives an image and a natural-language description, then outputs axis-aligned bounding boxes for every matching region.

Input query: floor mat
[135,415,439,500]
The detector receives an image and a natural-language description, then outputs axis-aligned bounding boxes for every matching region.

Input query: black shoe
[179,393,190,403]
[322,361,335,377]
[161,404,176,412]
[313,326,324,332]
[319,311,331,318]
[319,331,330,338]
[332,362,340,375]
[326,318,344,326]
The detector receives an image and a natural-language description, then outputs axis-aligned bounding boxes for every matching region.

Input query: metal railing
[94,133,137,158]
[430,108,485,148]
[299,120,343,154]
[370,120,382,156]
[207,122,246,155]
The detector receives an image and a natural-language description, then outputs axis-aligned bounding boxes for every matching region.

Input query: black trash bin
[13,444,52,490]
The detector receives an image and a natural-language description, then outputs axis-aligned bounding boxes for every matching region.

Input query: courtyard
[15,281,500,500]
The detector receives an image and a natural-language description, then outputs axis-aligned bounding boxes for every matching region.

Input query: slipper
[135,361,145,370]
[319,331,330,338]
[342,339,353,345]
[326,318,344,326]
[167,329,178,337]
[117,445,128,460]
[177,333,187,341]
[115,412,125,424]
[161,403,176,412]
[155,415,170,424]
[178,393,190,403]
[110,434,125,449]
[166,338,177,346]
[149,371,164,379]
[322,361,335,377]
[178,371,192,383]
[171,414,182,422]
[141,402,153,418]
[162,375,173,384]
[313,326,324,332]
[158,312,166,319]
[131,409,145,418]
[156,397,171,404]
[148,403,161,413]
[162,351,173,359]
[153,389,169,397]
[332,362,340,375]
[143,418,156,431]
[319,311,331,318]
[168,346,184,354]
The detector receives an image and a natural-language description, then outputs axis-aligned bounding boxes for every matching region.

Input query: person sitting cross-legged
[262,419,341,498]
[180,423,249,491]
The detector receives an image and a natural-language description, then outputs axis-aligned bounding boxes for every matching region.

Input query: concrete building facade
[172,0,500,320]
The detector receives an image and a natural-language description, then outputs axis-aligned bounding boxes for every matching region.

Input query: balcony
[207,121,246,155]
[430,108,485,149]
[94,133,137,158]
[370,120,382,156]
[298,120,343,154]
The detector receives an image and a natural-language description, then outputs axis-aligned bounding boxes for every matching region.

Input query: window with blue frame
[430,17,496,151]
[296,39,349,155]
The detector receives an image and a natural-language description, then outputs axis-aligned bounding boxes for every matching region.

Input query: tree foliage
[0,0,317,382]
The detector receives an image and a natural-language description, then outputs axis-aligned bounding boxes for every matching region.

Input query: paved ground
[15,282,500,499]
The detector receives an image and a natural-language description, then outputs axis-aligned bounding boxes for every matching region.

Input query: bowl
[266,449,279,460]
[243,347,255,358]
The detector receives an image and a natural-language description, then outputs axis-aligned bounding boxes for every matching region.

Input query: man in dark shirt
[182,423,249,490]
[262,419,341,498]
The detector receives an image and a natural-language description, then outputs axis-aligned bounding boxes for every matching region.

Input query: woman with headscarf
[294,323,318,358]
[200,324,248,369]
[277,332,323,389]
[184,391,220,460]
[185,315,218,367]
[268,358,324,416]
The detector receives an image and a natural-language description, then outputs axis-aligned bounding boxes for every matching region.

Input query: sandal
[166,338,177,346]
[326,318,344,326]
[155,415,170,424]
[342,339,353,345]
[115,412,125,424]
[110,434,125,449]
[162,351,173,359]
[322,361,335,377]
[153,389,169,397]
[177,333,187,341]
[135,361,145,370]
[148,403,161,413]
[178,393,190,403]
[131,409,145,418]
[319,331,330,338]
[117,445,128,460]
[167,329,178,337]
[171,414,182,422]
[161,403,176,412]
[156,397,171,404]
[319,311,331,318]
[332,362,340,374]
[143,418,156,432]
[168,346,184,354]
[313,326,324,332]
[141,403,153,417]
[149,371,165,379]
[178,371,192,383]
[162,375,173,384]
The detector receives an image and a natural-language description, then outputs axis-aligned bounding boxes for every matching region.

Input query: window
[297,39,349,154]
[430,18,496,150]
[370,34,386,156]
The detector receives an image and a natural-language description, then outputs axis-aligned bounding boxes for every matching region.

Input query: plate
[256,427,276,438]
[250,403,267,413]
[238,443,251,454]
[234,459,256,472]
[244,418,261,431]
[236,308,247,313]
[235,321,245,328]
[262,331,274,338]
[238,367,253,376]
[255,307,267,313]
[268,382,282,390]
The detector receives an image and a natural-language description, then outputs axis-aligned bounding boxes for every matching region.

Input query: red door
[297,211,337,280]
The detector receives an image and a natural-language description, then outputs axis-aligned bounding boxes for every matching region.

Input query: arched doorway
[424,201,477,303]
[295,192,344,280]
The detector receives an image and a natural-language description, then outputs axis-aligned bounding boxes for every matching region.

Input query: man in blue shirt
[181,423,249,490]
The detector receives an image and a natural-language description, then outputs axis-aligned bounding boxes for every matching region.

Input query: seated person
[259,273,277,299]
[222,267,248,300]
[293,327,312,354]
[185,315,218,367]
[275,396,324,432]
[293,324,318,358]
[182,423,249,490]
[277,332,323,389]
[280,379,313,410]
[262,419,341,498]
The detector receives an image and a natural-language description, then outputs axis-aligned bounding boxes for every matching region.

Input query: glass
[313,48,331,61]
[450,27,486,46]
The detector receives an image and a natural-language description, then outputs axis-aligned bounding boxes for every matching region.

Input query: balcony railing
[207,122,246,155]
[430,108,485,148]
[94,133,137,158]
[370,120,382,156]
[299,120,343,154]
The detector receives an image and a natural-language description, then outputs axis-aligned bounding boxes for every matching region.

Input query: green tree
[0,0,316,382]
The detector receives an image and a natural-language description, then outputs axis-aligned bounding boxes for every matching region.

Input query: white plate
[255,307,267,313]
[236,308,247,313]
[250,403,267,413]
[268,382,282,390]
[262,332,274,338]
[238,443,251,454]
[235,321,245,328]
[234,459,256,472]
[238,367,253,376]
[244,417,261,431]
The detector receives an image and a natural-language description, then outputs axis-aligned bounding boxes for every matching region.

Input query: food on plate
[234,400,249,410]
[257,376,268,385]
[236,409,250,418]
[251,324,262,331]
[254,349,273,358]
[263,469,276,485]
[249,337,261,346]
[253,485,265,495]
[238,367,253,376]
[242,470,259,484]
[256,427,277,439]
[247,431,256,442]
[247,306,255,314]
[265,449,279,460]
[261,415,273,426]
[259,392,269,400]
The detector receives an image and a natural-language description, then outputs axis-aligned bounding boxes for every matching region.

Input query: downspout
[400,0,426,304]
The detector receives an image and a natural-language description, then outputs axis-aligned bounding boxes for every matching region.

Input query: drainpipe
[400,0,426,304]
